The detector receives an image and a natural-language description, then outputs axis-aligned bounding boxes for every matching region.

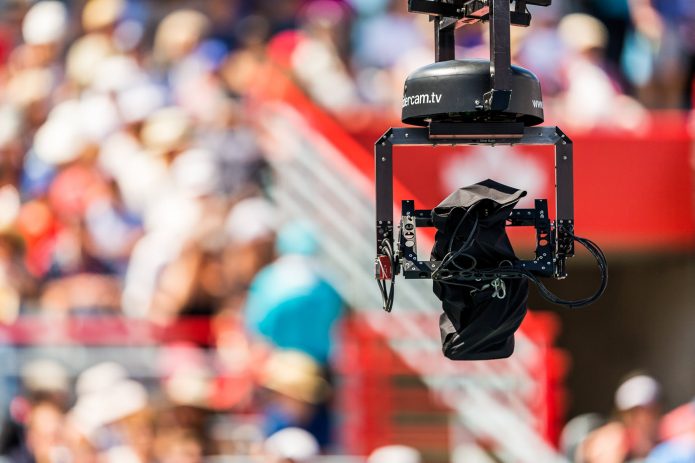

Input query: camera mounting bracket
[374,125,574,282]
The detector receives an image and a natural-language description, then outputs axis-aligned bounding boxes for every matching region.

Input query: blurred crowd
[0,0,351,459]
[561,373,695,463]
[0,0,693,461]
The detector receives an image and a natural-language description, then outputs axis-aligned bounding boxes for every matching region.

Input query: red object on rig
[375,255,393,280]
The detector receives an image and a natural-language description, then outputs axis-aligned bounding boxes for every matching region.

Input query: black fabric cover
[431,179,529,360]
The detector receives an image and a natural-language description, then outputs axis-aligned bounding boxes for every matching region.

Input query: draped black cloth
[431,179,529,360]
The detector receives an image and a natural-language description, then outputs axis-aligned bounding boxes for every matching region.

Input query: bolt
[563,156,567,160]
[381,157,386,162]
[405,133,409,138]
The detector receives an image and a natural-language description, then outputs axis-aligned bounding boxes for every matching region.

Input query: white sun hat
[140,106,192,152]
[264,427,320,462]
[92,55,144,93]
[75,361,129,397]
[171,148,221,197]
[558,13,608,53]
[615,375,661,411]
[117,82,167,124]
[33,100,87,165]
[224,197,278,245]
[20,358,69,394]
[79,93,121,142]
[66,34,115,87]
[368,445,422,463]
[22,1,68,45]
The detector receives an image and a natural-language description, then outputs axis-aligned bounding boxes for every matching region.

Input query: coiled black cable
[520,230,608,309]
[433,219,608,309]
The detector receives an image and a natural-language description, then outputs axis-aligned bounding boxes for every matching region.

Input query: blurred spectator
[288,1,358,111]
[154,427,205,463]
[14,394,68,463]
[0,359,69,460]
[259,350,332,448]
[0,231,33,323]
[579,374,662,462]
[158,343,214,409]
[560,413,606,462]
[263,427,320,463]
[368,445,422,463]
[555,13,647,131]
[70,362,153,463]
[583,0,632,78]
[647,399,695,462]
[223,197,277,306]
[627,0,695,108]
[245,221,344,366]
[351,0,432,108]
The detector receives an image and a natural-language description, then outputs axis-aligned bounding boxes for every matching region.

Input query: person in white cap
[368,445,422,463]
[615,374,662,458]
[579,373,662,463]
[263,427,320,463]
[22,1,68,47]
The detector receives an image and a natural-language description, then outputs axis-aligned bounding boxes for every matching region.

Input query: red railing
[337,311,569,455]
[0,310,567,454]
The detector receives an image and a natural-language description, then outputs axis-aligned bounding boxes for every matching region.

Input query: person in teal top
[244,221,344,366]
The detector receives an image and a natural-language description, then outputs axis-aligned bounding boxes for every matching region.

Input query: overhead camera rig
[375,0,607,314]
[375,124,574,282]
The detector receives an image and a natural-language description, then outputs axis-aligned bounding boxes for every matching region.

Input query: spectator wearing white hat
[368,445,422,463]
[21,1,68,50]
[69,363,154,463]
[263,427,320,463]
[556,13,647,131]
[579,373,662,463]
[615,374,662,458]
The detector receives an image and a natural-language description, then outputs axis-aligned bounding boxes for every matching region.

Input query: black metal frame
[375,125,575,280]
